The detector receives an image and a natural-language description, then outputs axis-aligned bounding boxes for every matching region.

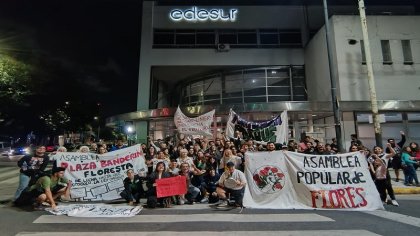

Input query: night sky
[0,0,141,117]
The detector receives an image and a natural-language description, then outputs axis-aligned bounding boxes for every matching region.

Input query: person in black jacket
[14,145,49,201]
[386,131,406,182]
[146,161,171,208]
[120,169,144,205]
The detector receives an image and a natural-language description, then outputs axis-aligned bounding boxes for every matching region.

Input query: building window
[401,40,413,65]
[153,28,302,49]
[180,66,307,106]
[360,40,366,64]
[381,40,392,65]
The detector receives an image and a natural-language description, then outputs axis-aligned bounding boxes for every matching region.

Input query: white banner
[46,204,142,217]
[53,145,147,201]
[174,106,215,137]
[243,151,384,211]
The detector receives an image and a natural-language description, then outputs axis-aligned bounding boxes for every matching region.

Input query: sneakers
[216,200,228,207]
[33,203,46,211]
[60,196,71,202]
[178,198,185,205]
[391,200,399,206]
[200,197,209,203]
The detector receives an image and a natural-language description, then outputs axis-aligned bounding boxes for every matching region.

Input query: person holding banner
[215,161,247,207]
[120,169,144,206]
[146,162,171,208]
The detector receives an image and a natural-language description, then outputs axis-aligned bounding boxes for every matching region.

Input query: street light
[126,125,134,146]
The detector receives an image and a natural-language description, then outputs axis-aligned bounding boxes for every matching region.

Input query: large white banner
[53,145,147,201]
[47,204,142,217]
[174,106,215,137]
[243,151,384,211]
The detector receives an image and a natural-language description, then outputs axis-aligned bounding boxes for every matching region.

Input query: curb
[393,187,420,194]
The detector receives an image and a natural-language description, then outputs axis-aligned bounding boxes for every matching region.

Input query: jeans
[120,189,141,202]
[186,184,200,201]
[14,173,30,200]
[407,164,419,185]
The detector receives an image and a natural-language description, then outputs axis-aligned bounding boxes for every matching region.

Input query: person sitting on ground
[215,161,247,207]
[120,169,144,206]
[146,162,171,208]
[15,167,70,210]
[178,162,205,205]
[201,167,220,203]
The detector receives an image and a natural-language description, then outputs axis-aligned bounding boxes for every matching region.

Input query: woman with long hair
[146,161,171,208]
[401,146,420,186]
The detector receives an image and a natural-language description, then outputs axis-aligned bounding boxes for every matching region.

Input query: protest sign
[174,106,215,137]
[53,145,147,201]
[243,151,384,210]
[156,175,187,198]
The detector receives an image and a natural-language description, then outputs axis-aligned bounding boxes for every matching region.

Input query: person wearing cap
[214,161,247,207]
[14,145,50,201]
[15,167,70,210]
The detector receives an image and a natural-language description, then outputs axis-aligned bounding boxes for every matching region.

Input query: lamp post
[322,0,344,152]
[358,0,382,147]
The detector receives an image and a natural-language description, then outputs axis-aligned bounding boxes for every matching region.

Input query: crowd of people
[11,130,420,210]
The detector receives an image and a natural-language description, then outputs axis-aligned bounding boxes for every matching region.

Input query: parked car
[0,141,12,157]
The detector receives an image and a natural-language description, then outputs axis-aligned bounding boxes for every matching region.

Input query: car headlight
[24,148,30,154]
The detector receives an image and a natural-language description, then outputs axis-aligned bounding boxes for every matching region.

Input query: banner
[226,109,288,143]
[156,175,187,198]
[243,151,384,211]
[53,145,147,201]
[174,106,215,137]
[47,204,142,217]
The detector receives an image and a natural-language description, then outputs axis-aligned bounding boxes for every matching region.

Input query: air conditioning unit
[216,43,230,52]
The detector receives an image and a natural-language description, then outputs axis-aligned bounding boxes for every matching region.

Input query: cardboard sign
[156,176,187,198]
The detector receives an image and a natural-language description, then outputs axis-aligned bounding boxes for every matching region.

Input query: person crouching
[15,167,70,210]
[215,161,247,207]
[120,169,144,206]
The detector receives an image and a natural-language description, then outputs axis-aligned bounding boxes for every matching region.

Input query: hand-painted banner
[53,144,147,201]
[243,151,384,211]
[47,204,142,217]
[174,106,215,137]
[226,109,288,144]
[156,175,187,198]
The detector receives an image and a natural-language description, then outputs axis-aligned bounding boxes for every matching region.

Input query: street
[1,165,420,236]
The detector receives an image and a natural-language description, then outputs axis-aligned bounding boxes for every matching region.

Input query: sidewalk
[388,168,420,194]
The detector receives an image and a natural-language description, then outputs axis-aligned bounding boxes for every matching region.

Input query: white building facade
[107,1,420,150]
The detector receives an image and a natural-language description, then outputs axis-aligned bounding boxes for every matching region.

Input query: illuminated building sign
[169,6,238,22]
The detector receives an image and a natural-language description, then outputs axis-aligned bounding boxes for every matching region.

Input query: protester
[386,131,406,182]
[79,146,90,153]
[14,145,50,201]
[214,161,247,207]
[146,162,171,208]
[15,167,70,210]
[178,162,204,204]
[372,144,399,206]
[266,142,276,152]
[401,146,420,187]
[201,167,220,203]
[120,169,143,206]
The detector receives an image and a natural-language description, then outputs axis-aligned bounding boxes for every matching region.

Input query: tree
[0,55,32,106]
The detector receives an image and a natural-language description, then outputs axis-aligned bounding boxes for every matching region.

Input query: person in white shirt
[215,161,247,207]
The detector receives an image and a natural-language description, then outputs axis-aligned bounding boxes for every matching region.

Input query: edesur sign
[169,6,238,22]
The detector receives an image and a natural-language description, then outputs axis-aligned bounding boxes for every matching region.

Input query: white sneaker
[217,200,229,207]
[200,197,209,203]
[391,200,399,206]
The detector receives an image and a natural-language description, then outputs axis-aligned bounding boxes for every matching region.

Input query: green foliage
[0,55,32,104]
